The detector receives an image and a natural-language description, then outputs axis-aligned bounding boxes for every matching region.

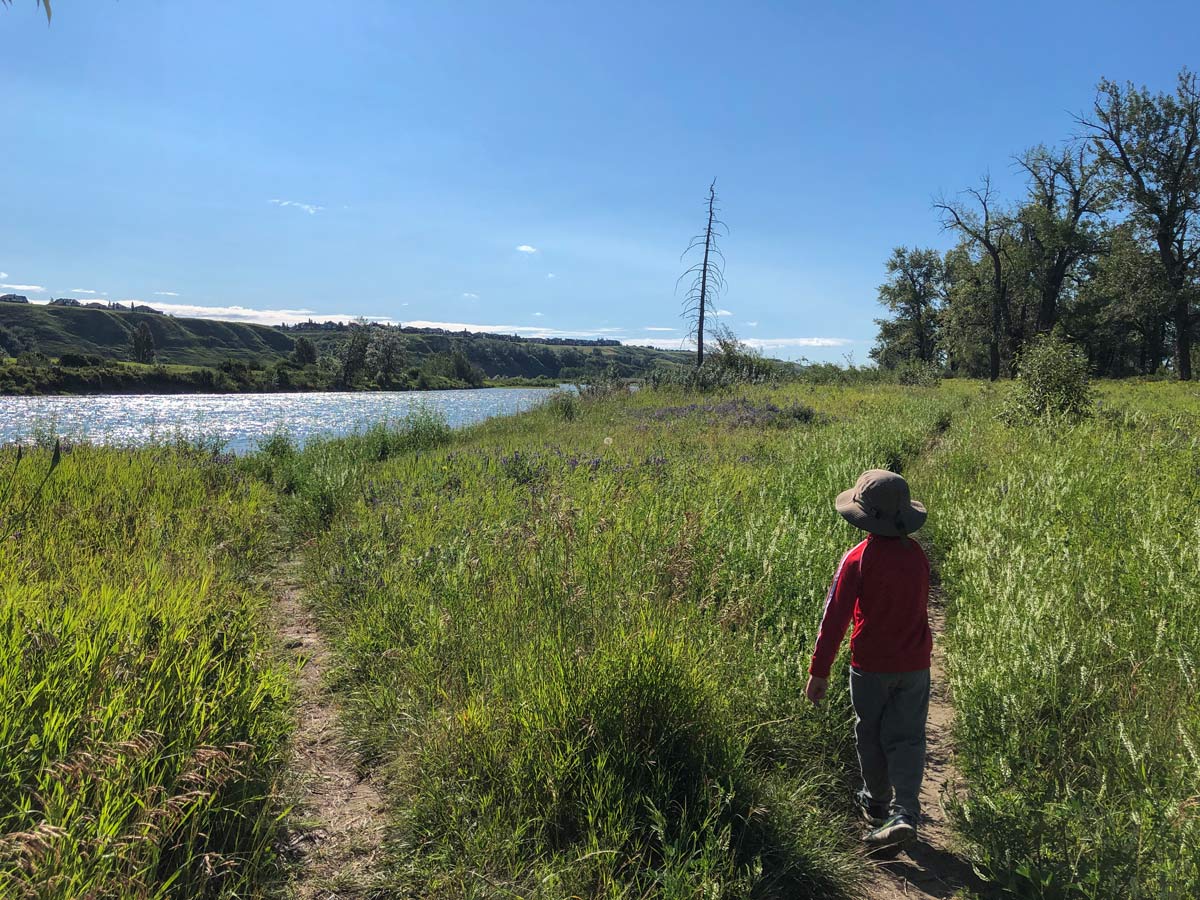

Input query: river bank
[0,386,559,453]
[0,357,558,396]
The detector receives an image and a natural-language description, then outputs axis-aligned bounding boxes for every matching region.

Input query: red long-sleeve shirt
[808,535,932,678]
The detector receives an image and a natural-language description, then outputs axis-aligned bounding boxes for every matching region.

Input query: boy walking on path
[805,469,932,850]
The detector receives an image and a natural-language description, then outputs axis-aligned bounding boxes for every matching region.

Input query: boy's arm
[808,549,860,679]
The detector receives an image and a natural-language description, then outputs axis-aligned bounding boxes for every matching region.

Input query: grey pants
[849,667,930,819]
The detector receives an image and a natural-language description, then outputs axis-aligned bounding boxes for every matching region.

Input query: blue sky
[3,1,1197,361]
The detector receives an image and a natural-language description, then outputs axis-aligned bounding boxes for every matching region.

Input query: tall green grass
[0,444,289,898]
[241,406,453,532]
[911,382,1200,898]
[297,383,967,897]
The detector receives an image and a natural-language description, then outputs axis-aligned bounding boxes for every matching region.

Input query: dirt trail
[273,562,386,899]
[862,585,993,900]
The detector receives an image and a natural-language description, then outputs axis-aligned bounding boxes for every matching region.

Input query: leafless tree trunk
[679,180,726,368]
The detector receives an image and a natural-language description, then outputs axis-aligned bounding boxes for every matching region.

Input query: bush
[894,359,942,387]
[545,389,580,421]
[58,353,105,367]
[292,336,318,366]
[647,334,794,393]
[575,373,629,400]
[15,351,50,368]
[1001,332,1094,423]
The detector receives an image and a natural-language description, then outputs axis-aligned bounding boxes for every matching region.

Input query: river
[0,388,557,454]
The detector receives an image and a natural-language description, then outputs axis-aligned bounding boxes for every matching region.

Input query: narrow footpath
[273,560,387,899]
[864,583,992,900]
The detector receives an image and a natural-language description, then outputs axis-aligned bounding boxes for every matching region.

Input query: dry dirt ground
[861,588,995,900]
[273,564,387,900]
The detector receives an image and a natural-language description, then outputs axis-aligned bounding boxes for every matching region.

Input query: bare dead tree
[0,1,51,23]
[935,175,1013,380]
[678,179,727,367]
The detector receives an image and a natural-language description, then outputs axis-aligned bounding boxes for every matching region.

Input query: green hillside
[0,303,295,366]
[0,302,696,389]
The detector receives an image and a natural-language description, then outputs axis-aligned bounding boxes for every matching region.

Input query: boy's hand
[805,674,828,705]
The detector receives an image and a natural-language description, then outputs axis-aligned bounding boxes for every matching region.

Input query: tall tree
[870,247,945,367]
[1080,69,1200,380]
[291,336,318,366]
[338,325,370,387]
[935,176,1014,380]
[1014,143,1110,332]
[130,322,156,364]
[1070,224,1172,375]
[679,180,726,368]
[939,244,995,377]
[366,331,406,386]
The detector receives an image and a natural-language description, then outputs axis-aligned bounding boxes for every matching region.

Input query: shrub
[1001,332,1094,423]
[291,336,318,366]
[498,449,547,485]
[545,389,580,421]
[575,373,629,400]
[646,337,793,393]
[450,350,486,387]
[894,359,942,387]
[15,351,50,368]
[58,353,105,367]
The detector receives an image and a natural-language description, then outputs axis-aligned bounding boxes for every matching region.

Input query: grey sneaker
[857,795,889,827]
[863,814,917,850]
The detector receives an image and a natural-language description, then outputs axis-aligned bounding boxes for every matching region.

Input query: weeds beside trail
[910,382,1200,898]
[0,445,290,898]
[7,381,1195,899]
[293,384,968,898]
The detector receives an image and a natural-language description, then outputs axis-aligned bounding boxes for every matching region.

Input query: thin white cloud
[0,283,44,292]
[270,198,324,215]
[153,291,180,297]
[0,272,7,279]
[627,337,691,350]
[147,301,400,327]
[404,319,626,340]
[462,292,480,300]
[715,309,733,317]
[515,244,538,254]
[644,327,676,332]
[744,321,759,327]
[532,312,544,317]
[743,337,852,349]
[546,273,557,279]
[626,336,851,353]
[70,288,108,295]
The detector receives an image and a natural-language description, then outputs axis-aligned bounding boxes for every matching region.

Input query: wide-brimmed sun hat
[835,469,927,536]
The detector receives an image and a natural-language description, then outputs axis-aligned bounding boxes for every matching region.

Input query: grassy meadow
[2,378,1198,898]
[911,381,1200,898]
[265,384,967,898]
[0,444,290,898]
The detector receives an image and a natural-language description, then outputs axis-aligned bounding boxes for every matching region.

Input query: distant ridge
[0,302,692,378]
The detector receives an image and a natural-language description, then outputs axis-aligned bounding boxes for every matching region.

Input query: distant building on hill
[50,297,83,307]
[85,302,108,309]
[0,293,30,303]
[130,304,164,314]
